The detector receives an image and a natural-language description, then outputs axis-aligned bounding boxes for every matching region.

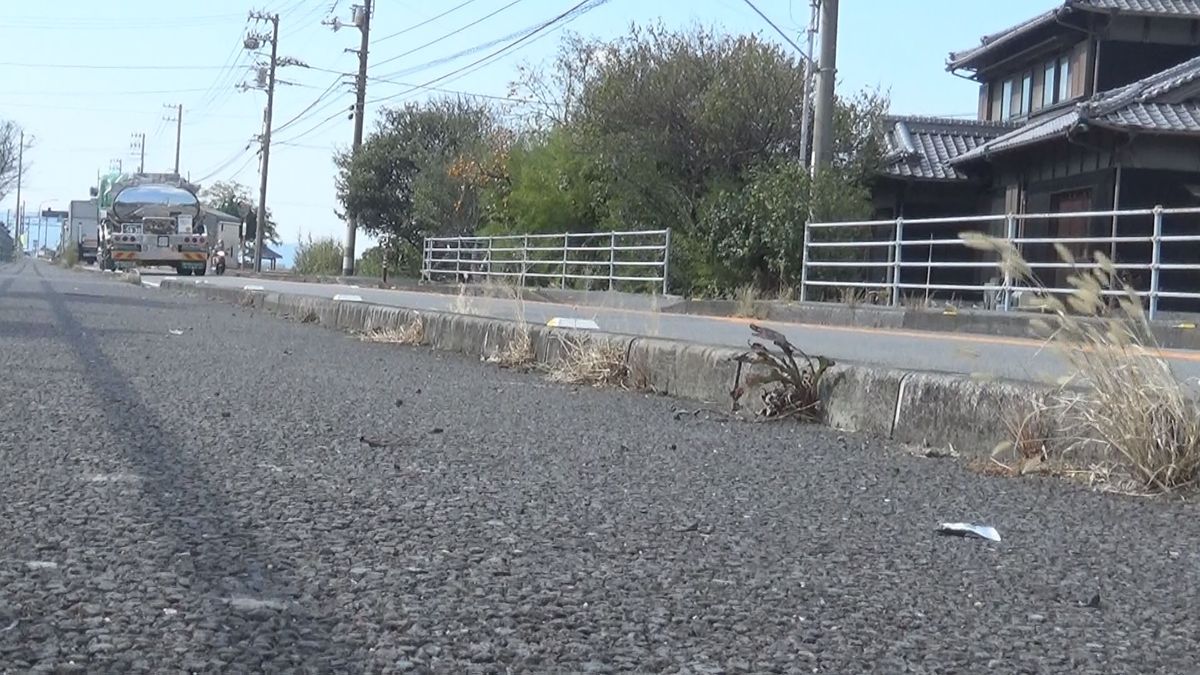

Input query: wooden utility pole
[336,0,373,277]
[810,0,839,173]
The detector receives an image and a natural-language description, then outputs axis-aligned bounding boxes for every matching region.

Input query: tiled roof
[948,1,1200,71]
[953,55,1200,163]
[881,116,1018,181]
[1100,102,1200,130]
[1081,0,1200,14]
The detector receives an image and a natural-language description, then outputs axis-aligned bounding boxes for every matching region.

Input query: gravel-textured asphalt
[2,259,1200,673]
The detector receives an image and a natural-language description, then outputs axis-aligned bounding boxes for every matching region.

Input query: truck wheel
[100,250,115,271]
[194,266,207,277]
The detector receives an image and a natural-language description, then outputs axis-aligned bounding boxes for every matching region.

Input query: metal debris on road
[937,522,1001,542]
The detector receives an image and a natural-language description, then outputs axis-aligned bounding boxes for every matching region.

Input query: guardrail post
[608,232,616,291]
[521,234,529,287]
[1002,213,1016,311]
[561,233,569,289]
[891,217,904,307]
[800,221,811,303]
[1150,205,1163,320]
[454,239,462,281]
[486,236,493,280]
[662,229,672,296]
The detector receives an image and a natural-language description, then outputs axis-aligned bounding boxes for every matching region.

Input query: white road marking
[25,561,58,571]
[141,279,161,288]
[546,317,600,330]
[243,284,265,291]
[333,294,363,302]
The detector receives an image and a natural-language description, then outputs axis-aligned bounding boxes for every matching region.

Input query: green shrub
[294,236,344,276]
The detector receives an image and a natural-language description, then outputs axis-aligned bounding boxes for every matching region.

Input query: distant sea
[272,243,298,269]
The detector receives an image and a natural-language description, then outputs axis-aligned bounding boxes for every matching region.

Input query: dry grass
[486,324,535,368]
[990,399,1056,476]
[360,316,425,346]
[733,284,768,319]
[838,286,867,308]
[545,335,629,387]
[962,232,1200,493]
[732,324,834,423]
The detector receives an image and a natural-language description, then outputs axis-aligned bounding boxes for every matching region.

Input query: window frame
[1042,59,1057,107]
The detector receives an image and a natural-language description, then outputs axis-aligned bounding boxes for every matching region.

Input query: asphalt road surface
[168,272,1200,385]
[3,259,1200,673]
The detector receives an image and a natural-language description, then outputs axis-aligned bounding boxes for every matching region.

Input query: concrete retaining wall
[165,279,1055,457]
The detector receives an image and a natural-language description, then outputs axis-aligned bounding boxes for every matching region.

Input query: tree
[335,97,500,249]
[497,26,887,293]
[198,180,280,244]
[0,222,13,262]
[0,121,27,205]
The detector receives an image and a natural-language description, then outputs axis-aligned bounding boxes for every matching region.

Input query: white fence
[802,206,1200,320]
[422,229,671,294]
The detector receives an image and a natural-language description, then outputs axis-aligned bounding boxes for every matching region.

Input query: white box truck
[68,199,99,265]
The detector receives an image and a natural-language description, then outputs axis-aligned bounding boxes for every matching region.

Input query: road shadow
[0,289,179,312]
[30,263,361,668]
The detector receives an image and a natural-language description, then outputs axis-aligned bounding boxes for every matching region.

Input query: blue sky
[0,0,1053,250]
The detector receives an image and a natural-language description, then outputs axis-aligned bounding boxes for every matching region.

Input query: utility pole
[329,0,373,277]
[14,130,23,255]
[810,0,839,174]
[164,104,183,175]
[245,11,305,273]
[798,0,819,170]
[130,133,146,173]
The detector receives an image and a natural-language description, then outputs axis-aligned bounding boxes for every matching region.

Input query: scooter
[210,248,226,275]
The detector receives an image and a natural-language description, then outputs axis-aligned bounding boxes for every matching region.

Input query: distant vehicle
[68,199,99,265]
[94,173,208,275]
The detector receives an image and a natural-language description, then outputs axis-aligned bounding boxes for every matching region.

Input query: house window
[1043,60,1056,107]
[1001,79,1014,119]
[1058,55,1071,101]
[1020,72,1033,115]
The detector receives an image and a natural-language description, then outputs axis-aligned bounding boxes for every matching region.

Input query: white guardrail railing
[801,206,1200,320]
[422,229,671,295]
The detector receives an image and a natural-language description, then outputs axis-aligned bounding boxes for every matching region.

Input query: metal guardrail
[421,229,671,295]
[801,206,1200,320]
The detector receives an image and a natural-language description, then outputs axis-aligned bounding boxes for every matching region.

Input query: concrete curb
[664,297,1200,351]
[163,279,1056,458]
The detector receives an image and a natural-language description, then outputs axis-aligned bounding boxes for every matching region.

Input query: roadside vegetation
[335,26,886,298]
[293,236,344,276]
[58,243,79,268]
[964,234,1200,494]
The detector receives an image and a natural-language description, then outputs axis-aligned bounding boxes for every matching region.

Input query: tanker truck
[95,173,208,275]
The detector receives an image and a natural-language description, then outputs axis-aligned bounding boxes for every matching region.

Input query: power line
[372,0,482,44]
[370,0,524,72]
[370,1,603,83]
[366,75,531,103]
[0,61,236,70]
[740,0,813,61]
[370,0,610,106]
[272,75,348,135]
